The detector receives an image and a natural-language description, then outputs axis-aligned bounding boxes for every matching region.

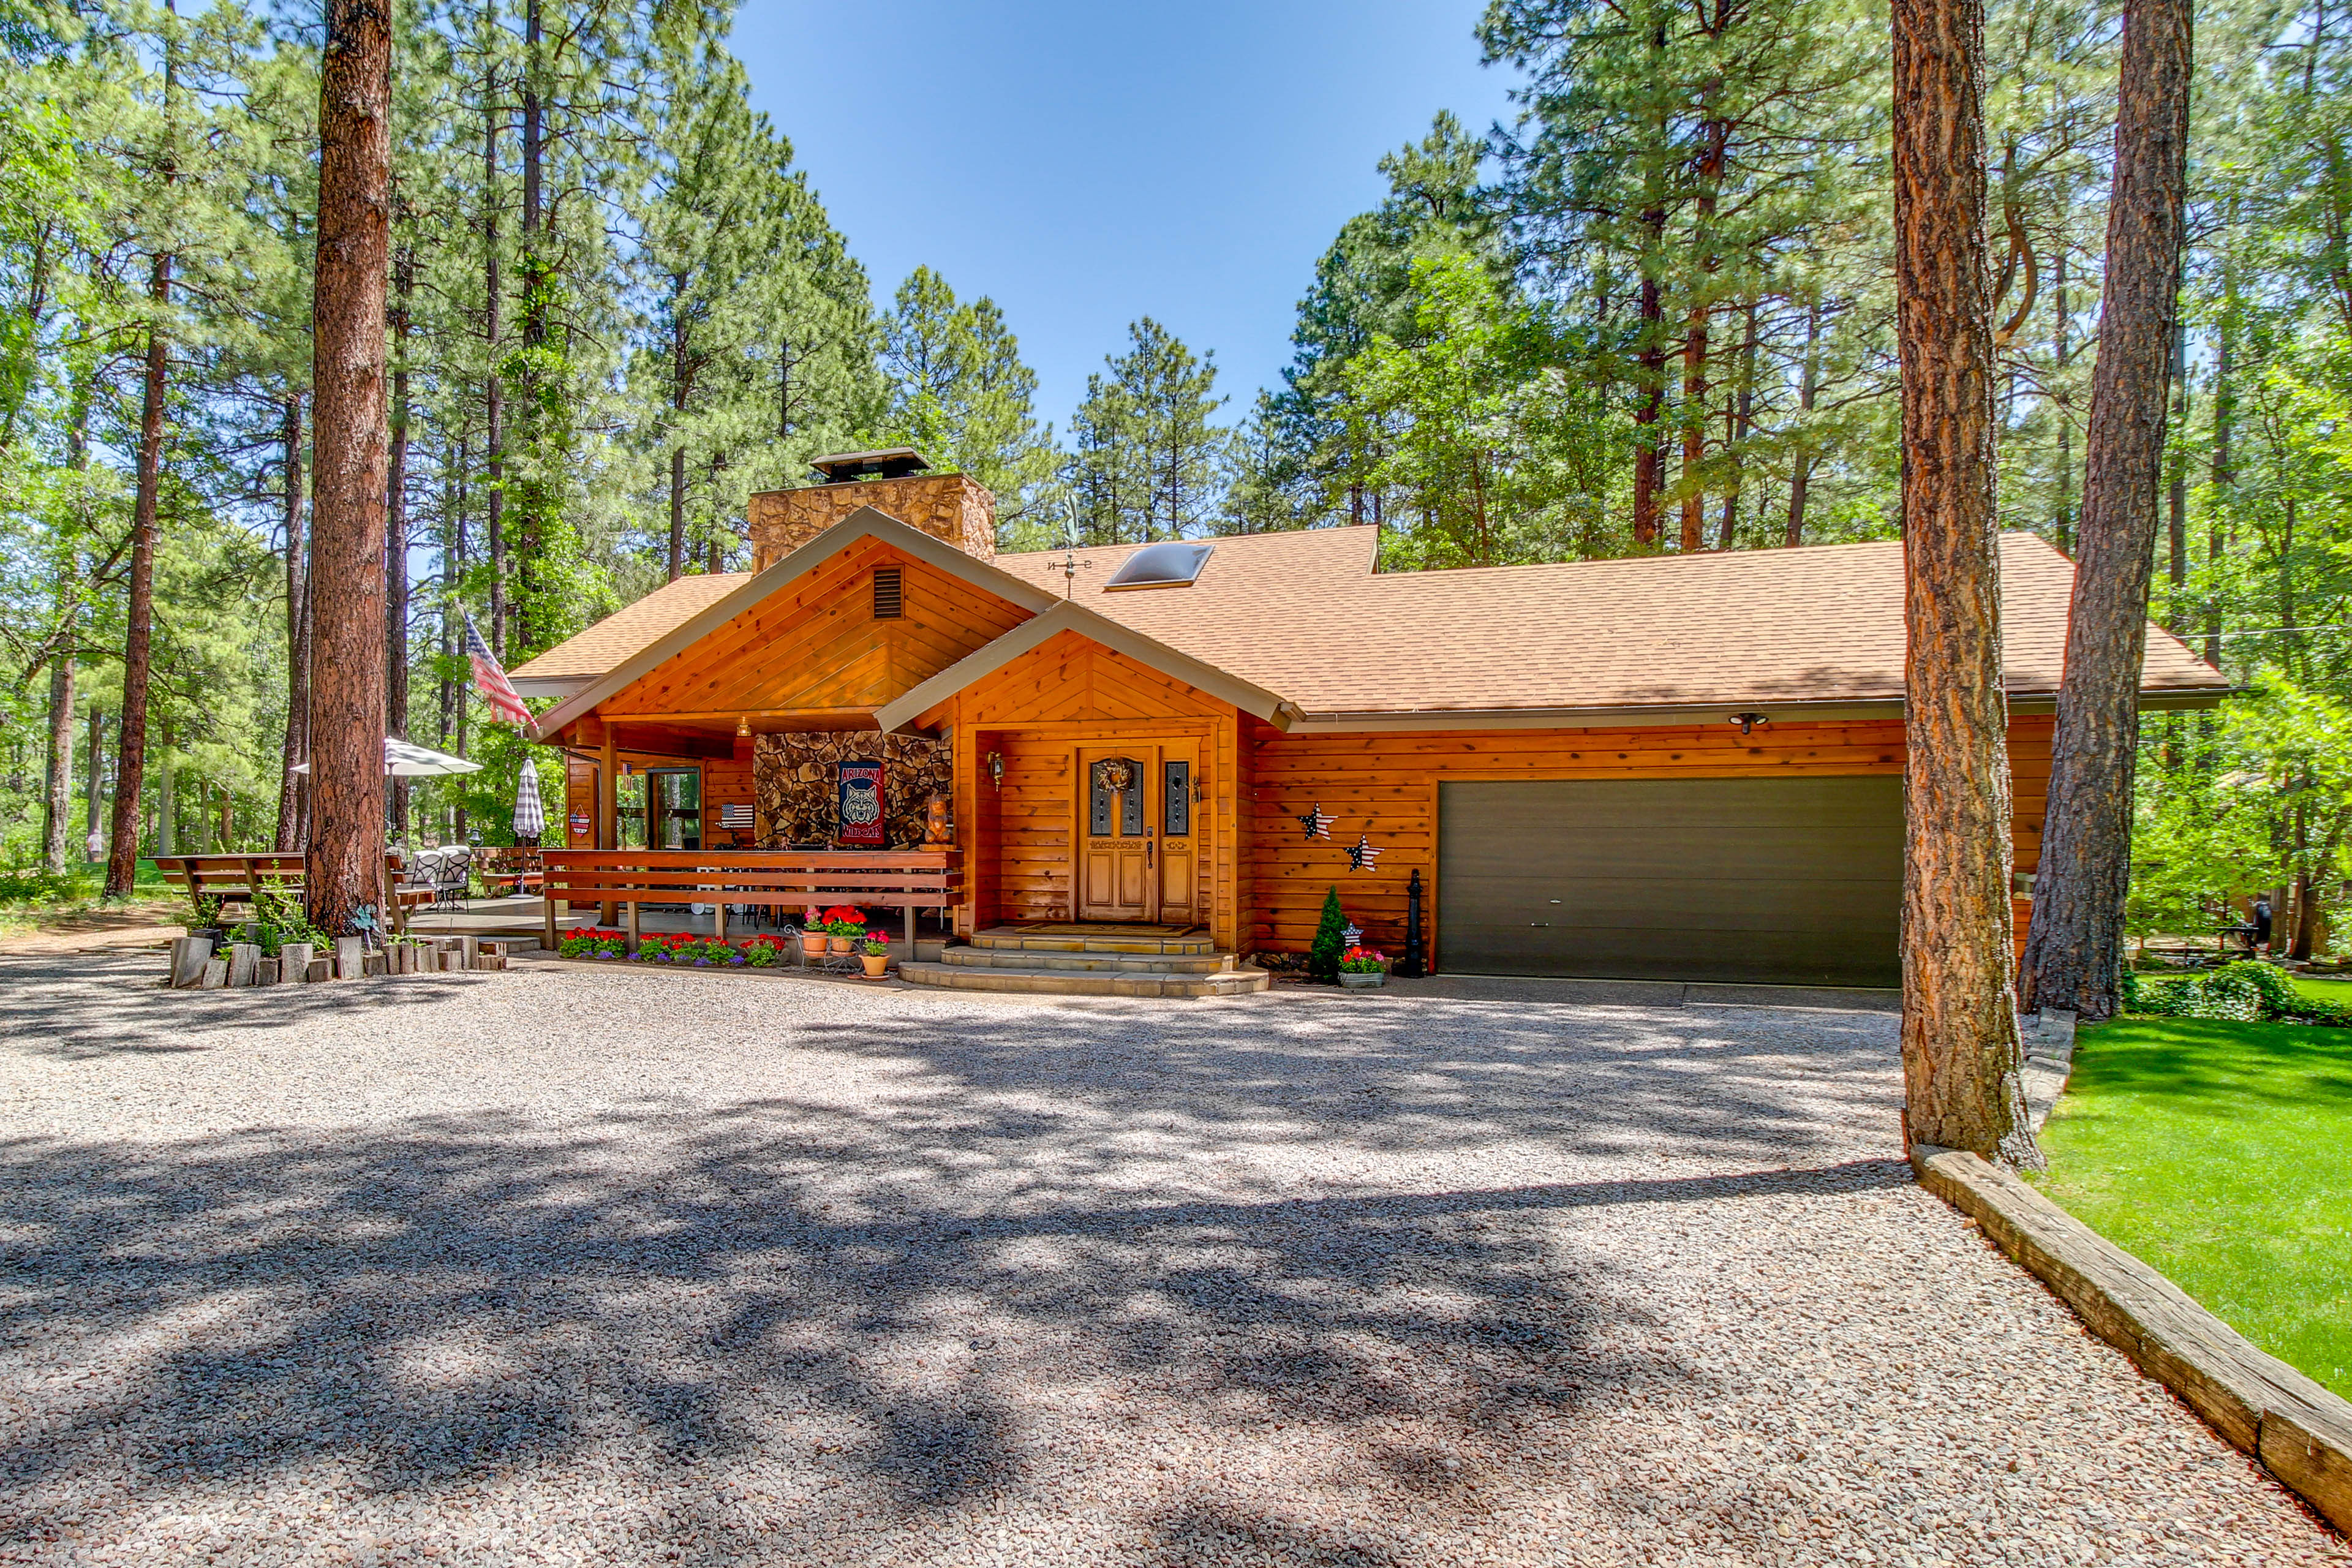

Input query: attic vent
[872,567,903,619]
[1105,541,1213,592]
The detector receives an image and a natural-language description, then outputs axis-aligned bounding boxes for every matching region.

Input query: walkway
[0,949,2338,1566]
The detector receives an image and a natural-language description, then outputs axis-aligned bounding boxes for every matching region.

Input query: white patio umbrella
[511,758,546,840]
[291,737,484,778]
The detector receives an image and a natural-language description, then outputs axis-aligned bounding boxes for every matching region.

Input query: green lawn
[2033,1015,2352,1400]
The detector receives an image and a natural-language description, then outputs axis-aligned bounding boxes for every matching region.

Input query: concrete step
[970,925,1217,957]
[940,946,1235,974]
[898,961,1270,999]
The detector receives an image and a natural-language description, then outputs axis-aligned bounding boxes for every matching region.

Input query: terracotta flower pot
[799,933,827,958]
[861,952,889,979]
[827,935,854,955]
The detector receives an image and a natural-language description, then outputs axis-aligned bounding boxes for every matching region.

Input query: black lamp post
[1401,867,1427,977]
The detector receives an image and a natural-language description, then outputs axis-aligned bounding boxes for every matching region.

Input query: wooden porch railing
[539,848,963,950]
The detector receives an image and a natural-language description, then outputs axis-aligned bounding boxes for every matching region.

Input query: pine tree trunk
[40,611,74,875]
[2052,250,2074,555]
[82,708,104,858]
[155,719,175,858]
[387,245,412,840]
[305,0,392,935]
[669,445,687,581]
[483,102,507,662]
[1891,0,2036,1165]
[1787,301,1820,547]
[105,255,170,899]
[2019,0,2193,1022]
[274,395,309,851]
[2207,213,2232,669]
[2166,318,2188,601]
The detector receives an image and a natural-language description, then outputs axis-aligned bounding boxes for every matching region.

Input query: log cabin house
[513,450,2228,996]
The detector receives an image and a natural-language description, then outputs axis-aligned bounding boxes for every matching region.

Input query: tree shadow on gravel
[0,951,493,1058]
[0,1100,1908,1552]
[0,950,1909,1557]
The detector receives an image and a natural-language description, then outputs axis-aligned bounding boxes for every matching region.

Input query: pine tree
[876,266,1055,538]
[1308,886,1348,982]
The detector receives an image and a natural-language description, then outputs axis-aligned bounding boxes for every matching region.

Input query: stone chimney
[747,448,995,572]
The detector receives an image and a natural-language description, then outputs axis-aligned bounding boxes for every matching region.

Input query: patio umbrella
[511,758,546,841]
[292,738,484,778]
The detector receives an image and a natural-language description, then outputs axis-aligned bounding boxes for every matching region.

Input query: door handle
[1146,832,1155,869]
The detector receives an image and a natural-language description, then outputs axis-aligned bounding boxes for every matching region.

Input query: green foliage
[2033,1015,2352,1397]
[1066,318,1227,545]
[1308,886,1348,982]
[877,267,1057,541]
[2123,962,2352,1026]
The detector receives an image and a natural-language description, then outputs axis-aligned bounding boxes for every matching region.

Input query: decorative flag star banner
[1346,834,1382,872]
[1298,803,1335,840]
[465,611,532,728]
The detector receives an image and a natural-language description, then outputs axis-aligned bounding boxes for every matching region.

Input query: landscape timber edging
[1912,1144,2352,1536]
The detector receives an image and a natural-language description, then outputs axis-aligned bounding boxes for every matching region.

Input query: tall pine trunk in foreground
[105,254,169,898]
[2018,0,2193,1022]
[274,394,309,850]
[1891,0,2037,1165]
[305,0,391,935]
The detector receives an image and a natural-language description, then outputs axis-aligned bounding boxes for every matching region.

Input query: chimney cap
[808,447,935,483]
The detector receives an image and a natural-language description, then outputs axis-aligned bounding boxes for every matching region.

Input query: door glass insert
[1163,761,1191,837]
[1088,758,1144,835]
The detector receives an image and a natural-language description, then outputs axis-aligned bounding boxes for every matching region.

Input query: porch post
[598,723,619,926]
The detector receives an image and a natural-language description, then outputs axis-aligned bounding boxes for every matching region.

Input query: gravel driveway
[0,951,2340,1567]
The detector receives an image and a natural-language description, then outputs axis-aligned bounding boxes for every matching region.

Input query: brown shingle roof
[509,571,747,684]
[514,525,2226,720]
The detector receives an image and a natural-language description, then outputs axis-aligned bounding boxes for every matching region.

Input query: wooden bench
[156,853,428,932]
[539,850,962,951]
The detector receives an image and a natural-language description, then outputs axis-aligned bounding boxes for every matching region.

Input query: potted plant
[1338,945,1388,989]
[821,905,867,954]
[859,931,891,979]
[798,911,829,959]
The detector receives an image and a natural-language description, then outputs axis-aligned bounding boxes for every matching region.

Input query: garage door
[1437,776,1902,986]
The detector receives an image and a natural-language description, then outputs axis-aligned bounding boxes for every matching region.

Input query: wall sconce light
[1193,772,1207,803]
[736,714,751,738]
[985,750,1005,790]
[1730,712,1770,736]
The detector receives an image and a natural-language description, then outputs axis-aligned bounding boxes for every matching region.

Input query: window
[1104,541,1212,591]
[1164,761,1191,837]
[873,566,903,619]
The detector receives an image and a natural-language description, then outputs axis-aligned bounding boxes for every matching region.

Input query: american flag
[465,612,531,727]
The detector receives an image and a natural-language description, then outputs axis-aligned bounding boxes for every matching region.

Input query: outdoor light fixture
[986,750,1005,790]
[1730,712,1770,736]
[736,714,751,738]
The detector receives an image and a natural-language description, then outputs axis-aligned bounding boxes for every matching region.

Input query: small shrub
[1307,888,1348,982]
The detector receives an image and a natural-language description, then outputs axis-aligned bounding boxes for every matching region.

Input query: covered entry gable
[532,507,1058,745]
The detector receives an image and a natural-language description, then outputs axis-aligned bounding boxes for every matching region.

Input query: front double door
[1077,742,1199,924]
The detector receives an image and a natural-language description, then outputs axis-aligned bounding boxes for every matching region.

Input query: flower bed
[554,922,884,973]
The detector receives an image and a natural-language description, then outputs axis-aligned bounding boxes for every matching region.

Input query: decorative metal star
[1346,834,1382,872]
[1298,804,1335,841]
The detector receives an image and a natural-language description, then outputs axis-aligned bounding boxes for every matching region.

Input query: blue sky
[731,0,1521,435]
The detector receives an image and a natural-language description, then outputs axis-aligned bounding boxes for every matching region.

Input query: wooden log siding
[1240,715,2053,963]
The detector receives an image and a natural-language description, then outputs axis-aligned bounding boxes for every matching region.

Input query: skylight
[1104,541,1213,592]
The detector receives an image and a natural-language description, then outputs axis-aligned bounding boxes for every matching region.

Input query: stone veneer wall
[747,473,995,571]
[753,732,951,849]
